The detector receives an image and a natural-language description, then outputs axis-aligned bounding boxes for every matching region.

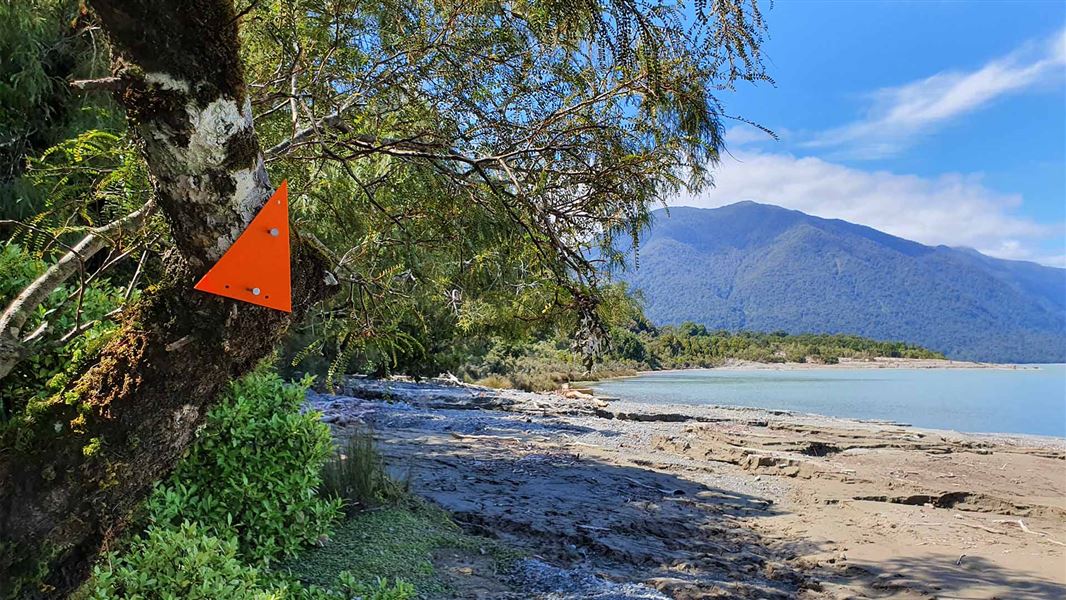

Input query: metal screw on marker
[251,287,261,296]
[269,227,280,237]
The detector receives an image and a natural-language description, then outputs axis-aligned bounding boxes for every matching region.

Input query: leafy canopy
[2,1,770,398]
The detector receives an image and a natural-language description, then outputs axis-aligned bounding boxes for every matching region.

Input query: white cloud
[806,28,1066,158]
[723,125,778,146]
[675,151,1065,266]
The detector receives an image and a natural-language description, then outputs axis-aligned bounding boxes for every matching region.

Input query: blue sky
[674,0,1066,266]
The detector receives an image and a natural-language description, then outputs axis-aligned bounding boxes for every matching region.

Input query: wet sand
[309,378,1066,599]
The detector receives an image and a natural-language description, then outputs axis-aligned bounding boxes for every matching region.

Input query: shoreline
[312,378,1066,599]
[572,357,1041,387]
[597,397,1066,447]
[637,357,1040,375]
[579,361,1064,442]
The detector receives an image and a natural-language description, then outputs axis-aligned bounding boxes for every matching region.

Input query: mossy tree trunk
[0,2,334,597]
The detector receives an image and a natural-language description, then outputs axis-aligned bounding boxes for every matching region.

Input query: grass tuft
[319,428,409,513]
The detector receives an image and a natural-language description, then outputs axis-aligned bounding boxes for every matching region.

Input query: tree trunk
[0,2,334,597]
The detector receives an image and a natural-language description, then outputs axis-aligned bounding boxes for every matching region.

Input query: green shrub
[83,523,415,600]
[335,574,415,600]
[85,522,272,600]
[472,374,513,389]
[320,428,408,513]
[145,371,341,564]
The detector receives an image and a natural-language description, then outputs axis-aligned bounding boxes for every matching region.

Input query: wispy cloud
[676,151,1065,266]
[723,125,779,147]
[805,28,1066,159]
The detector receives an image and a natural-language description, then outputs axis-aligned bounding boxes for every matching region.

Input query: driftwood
[992,518,1066,546]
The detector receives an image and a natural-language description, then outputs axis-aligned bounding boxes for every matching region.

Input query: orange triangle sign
[194,180,291,312]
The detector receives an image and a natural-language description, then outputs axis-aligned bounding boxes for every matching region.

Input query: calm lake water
[591,365,1066,437]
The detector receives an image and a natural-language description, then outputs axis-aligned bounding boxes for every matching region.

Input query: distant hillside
[619,202,1066,363]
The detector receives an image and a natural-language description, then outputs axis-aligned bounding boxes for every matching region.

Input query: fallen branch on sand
[992,519,1066,546]
[952,514,1006,535]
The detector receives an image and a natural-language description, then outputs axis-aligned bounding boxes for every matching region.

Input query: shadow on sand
[315,390,1065,599]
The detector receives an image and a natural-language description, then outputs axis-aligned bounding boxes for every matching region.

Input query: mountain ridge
[619,202,1066,363]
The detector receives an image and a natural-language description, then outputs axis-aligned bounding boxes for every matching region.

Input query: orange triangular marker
[194,180,291,312]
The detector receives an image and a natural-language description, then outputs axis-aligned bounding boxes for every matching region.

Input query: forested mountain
[620,203,1066,363]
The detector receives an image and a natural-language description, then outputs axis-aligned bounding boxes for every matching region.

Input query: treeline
[449,297,944,391]
[611,323,944,370]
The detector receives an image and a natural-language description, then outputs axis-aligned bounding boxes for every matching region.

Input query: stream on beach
[590,365,1066,437]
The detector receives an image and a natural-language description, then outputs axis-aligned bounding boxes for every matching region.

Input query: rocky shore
[307,378,1066,599]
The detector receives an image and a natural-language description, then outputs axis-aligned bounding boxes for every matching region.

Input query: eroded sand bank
[309,378,1066,599]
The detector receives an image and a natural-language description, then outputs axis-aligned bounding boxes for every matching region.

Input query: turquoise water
[591,365,1066,437]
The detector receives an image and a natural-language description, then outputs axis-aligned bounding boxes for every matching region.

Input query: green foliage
[0,244,129,419]
[278,504,506,598]
[617,324,943,371]
[20,129,153,240]
[83,522,415,600]
[332,575,414,600]
[461,338,632,392]
[447,284,945,389]
[145,372,341,564]
[249,0,770,379]
[83,373,422,599]
[319,428,409,513]
[85,522,272,600]
[1,2,777,596]
[0,0,121,213]
[0,124,156,422]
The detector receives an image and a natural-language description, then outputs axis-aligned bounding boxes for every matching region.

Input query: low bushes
[85,521,415,600]
[145,371,341,564]
[86,522,270,600]
[83,370,415,599]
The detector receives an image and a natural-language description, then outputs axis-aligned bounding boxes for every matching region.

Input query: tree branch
[0,201,155,381]
[70,77,126,92]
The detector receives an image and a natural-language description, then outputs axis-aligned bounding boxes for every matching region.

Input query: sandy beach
[308,378,1066,599]
[632,357,1040,374]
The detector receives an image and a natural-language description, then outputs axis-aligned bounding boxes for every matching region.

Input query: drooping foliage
[2,0,771,401]
[0,0,121,215]
[241,0,770,381]
[1,4,772,589]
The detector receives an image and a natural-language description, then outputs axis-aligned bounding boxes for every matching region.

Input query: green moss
[82,436,103,457]
[278,503,517,596]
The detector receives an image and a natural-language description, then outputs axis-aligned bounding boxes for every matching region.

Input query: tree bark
[0,2,335,597]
